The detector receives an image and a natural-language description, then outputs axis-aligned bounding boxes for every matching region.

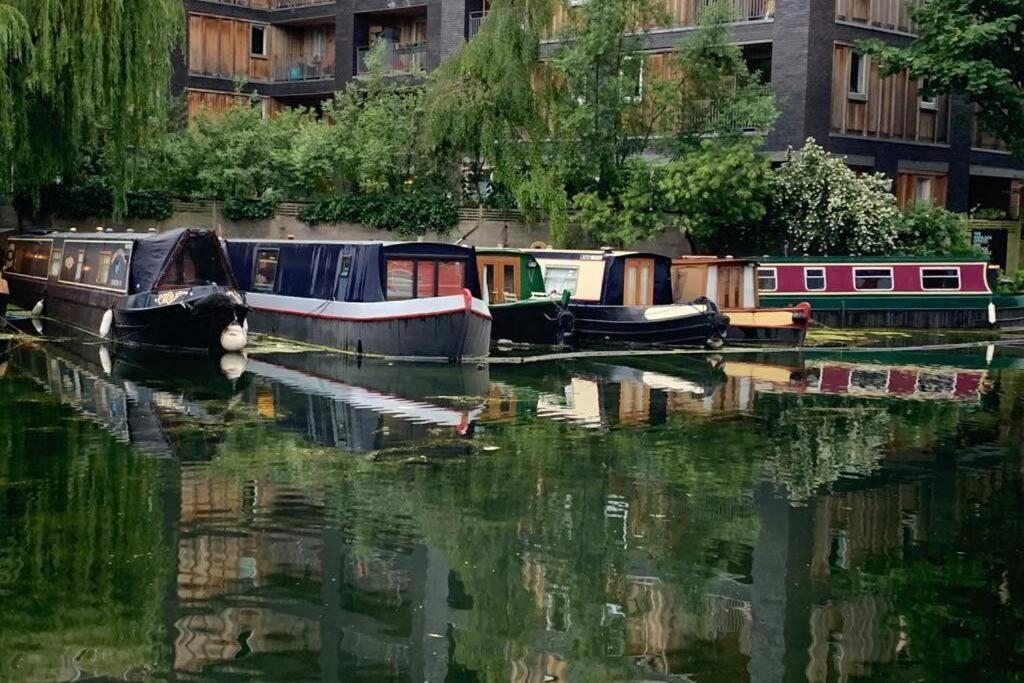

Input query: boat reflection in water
[242,352,490,452]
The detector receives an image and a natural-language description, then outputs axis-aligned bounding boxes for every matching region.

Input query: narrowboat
[475,248,574,346]
[2,229,249,352]
[226,239,491,362]
[755,256,995,329]
[670,256,811,345]
[526,249,730,348]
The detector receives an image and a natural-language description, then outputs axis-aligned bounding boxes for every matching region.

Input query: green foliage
[860,0,1024,158]
[895,203,983,257]
[573,160,664,248]
[222,194,283,221]
[996,269,1024,294]
[299,191,459,236]
[0,1,184,213]
[125,190,174,221]
[659,140,771,247]
[971,207,1010,221]
[767,138,901,255]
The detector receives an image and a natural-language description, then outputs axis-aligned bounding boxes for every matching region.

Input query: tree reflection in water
[0,342,1022,682]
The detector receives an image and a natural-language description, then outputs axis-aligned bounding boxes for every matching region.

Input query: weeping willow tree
[0,0,183,214]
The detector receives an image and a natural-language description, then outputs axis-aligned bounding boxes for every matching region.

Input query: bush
[223,194,282,221]
[125,190,174,220]
[301,191,459,236]
[895,203,982,257]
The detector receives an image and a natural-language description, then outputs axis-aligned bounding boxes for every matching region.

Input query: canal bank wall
[0,202,693,254]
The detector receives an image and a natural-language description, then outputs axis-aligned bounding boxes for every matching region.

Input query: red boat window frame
[385,257,466,300]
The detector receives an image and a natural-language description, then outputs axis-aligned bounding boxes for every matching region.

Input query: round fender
[220,322,248,352]
[30,300,44,318]
[99,309,114,338]
[220,353,247,380]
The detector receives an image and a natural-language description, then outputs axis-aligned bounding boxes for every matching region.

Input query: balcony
[197,0,335,8]
[274,58,335,81]
[686,99,765,133]
[835,0,922,34]
[468,10,486,39]
[356,42,427,75]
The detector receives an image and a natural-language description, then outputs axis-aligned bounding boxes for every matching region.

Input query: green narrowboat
[476,249,574,346]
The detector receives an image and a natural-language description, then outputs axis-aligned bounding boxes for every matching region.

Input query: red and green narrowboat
[756,256,996,329]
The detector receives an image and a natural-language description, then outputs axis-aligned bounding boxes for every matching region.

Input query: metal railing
[198,0,336,8]
[730,0,773,21]
[273,58,335,81]
[687,99,764,133]
[356,42,427,75]
[468,10,486,38]
[835,0,921,34]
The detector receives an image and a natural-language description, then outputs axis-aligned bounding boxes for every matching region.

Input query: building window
[853,267,893,290]
[848,51,868,100]
[250,25,267,58]
[805,267,826,291]
[253,249,279,291]
[915,176,934,204]
[919,91,937,111]
[621,56,643,103]
[757,267,777,292]
[921,267,960,290]
[545,266,580,296]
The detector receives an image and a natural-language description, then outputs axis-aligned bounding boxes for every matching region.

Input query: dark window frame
[252,248,280,292]
[853,267,894,291]
[385,256,467,301]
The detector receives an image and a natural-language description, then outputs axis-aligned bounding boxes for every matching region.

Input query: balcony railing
[274,58,335,82]
[356,42,427,75]
[198,0,336,8]
[835,0,922,34]
[468,10,486,38]
[731,0,773,21]
[686,99,764,133]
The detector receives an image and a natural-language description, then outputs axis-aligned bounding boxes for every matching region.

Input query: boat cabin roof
[760,255,987,265]
[672,256,757,267]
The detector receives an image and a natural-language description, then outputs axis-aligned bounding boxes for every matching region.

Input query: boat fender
[220,322,248,352]
[99,309,114,338]
[98,346,113,375]
[705,336,725,351]
[30,300,44,318]
[242,317,249,333]
[219,353,247,380]
[988,302,997,326]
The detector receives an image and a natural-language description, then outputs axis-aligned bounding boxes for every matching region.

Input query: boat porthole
[30,300,44,318]
[99,309,114,338]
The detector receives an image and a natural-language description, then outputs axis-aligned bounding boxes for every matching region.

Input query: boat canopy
[527,250,674,304]
[226,239,483,302]
[6,228,235,294]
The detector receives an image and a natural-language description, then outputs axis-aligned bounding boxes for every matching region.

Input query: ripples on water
[0,338,1022,682]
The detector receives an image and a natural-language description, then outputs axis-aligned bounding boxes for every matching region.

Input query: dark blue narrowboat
[2,229,249,352]
[226,239,492,362]
[527,249,730,348]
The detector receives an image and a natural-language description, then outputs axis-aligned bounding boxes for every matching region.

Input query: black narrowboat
[527,249,730,348]
[2,229,249,352]
[226,239,492,362]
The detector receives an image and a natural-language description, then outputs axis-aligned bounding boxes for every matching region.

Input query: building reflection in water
[2,339,1021,682]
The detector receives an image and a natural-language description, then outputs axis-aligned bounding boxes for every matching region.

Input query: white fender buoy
[220,322,248,352]
[219,353,247,380]
[242,317,249,333]
[30,300,44,318]
[98,346,113,375]
[99,309,114,338]
[988,302,997,326]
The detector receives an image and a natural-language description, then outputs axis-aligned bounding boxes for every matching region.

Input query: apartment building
[177,0,1024,270]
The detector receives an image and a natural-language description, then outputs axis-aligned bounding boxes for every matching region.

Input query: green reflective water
[1,339,1023,682]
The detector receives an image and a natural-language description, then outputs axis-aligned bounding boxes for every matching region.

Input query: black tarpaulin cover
[129,229,189,293]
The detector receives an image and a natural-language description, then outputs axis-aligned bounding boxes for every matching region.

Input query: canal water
[1,338,1022,682]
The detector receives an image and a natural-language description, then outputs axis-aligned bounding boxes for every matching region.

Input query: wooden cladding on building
[188,14,271,81]
[548,0,772,37]
[894,172,947,210]
[831,44,949,145]
[187,90,252,119]
[834,0,921,34]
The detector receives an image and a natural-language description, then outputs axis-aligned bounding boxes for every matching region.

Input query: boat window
[545,266,579,296]
[757,267,776,292]
[417,259,436,298]
[9,240,52,279]
[853,267,893,290]
[339,254,353,278]
[804,267,826,291]
[437,261,465,297]
[160,237,231,290]
[386,259,415,300]
[387,257,465,299]
[253,249,279,291]
[921,267,960,290]
[49,248,63,278]
[58,241,131,291]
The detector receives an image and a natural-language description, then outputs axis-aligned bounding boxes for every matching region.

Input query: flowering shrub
[769,139,901,255]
